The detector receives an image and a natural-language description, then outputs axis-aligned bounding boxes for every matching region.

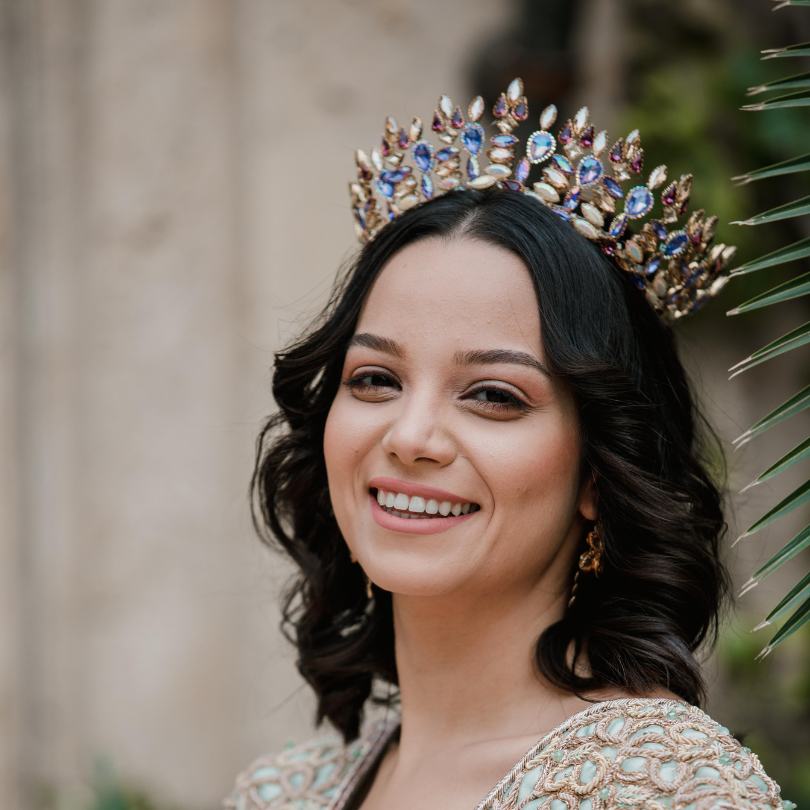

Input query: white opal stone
[409,117,422,142]
[355,149,372,170]
[626,128,640,144]
[581,202,604,228]
[722,245,737,262]
[625,239,644,263]
[532,182,560,202]
[575,106,589,130]
[371,148,383,171]
[593,130,607,156]
[710,276,729,294]
[485,163,512,178]
[469,174,497,189]
[573,217,599,240]
[468,95,485,122]
[647,164,668,190]
[543,167,568,189]
[398,194,419,210]
[489,147,514,162]
[507,77,523,102]
[385,115,398,135]
[439,94,453,117]
[438,176,460,190]
[540,104,557,130]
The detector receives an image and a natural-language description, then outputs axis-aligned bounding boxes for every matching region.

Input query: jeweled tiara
[348,77,736,322]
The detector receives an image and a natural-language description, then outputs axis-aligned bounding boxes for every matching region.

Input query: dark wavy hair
[250,188,731,742]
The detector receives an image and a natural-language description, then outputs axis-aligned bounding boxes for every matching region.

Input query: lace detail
[223,698,789,810]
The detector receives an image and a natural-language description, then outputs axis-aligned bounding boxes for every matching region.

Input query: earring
[365,575,373,600]
[567,523,604,608]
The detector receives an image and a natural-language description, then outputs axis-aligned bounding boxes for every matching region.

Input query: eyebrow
[347,332,551,378]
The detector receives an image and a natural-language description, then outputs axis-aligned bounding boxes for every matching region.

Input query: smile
[368,487,481,535]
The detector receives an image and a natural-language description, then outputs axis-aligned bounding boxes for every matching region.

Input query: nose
[380,391,457,468]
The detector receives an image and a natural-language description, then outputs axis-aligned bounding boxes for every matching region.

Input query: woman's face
[323,235,597,600]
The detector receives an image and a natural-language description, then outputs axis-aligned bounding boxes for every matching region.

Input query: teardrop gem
[602,176,624,199]
[540,104,557,130]
[493,93,508,118]
[413,141,435,173]
[507,78,523,102]
[461,123,484,155]
[421,173,434,199]
[451,106,464,130]
[609,139,624,163]
[398,128,409,150]
[662,230,689,257]
[580,125,594,148]
[491,134,519,147]
[513,98,529,121]
[625,186,654,219]
[552,154,573,174]
[577,156,603,186]
[608,213,628,238]
[559,123,573,144]
[527,131,556,164]
[515,157,531,183]
[468,95,485,122]
[371,149,384,171]
[592,130,607,156]
[466,156,480,180]
[432,110,444,133]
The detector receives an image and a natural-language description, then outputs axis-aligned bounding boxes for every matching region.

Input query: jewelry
[365,575,373,600]
[349,77,735,322]
[567,524,604,608]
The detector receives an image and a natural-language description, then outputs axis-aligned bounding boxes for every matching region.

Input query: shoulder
[222,721,391,810]
[484,697,790,810]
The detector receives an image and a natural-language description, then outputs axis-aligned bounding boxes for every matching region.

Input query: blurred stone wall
[1,1,806,808]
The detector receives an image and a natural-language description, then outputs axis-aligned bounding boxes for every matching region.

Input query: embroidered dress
[224,697,791,810]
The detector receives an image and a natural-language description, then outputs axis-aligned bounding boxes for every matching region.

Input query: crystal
[626,128,639,145]
[398,128,409,149]
[493,93,508,118]
[436,146,459,162]
[507,77,523,102]
[466,156,479,180]
[540,104,557,129]
[376,178,395,198]
[461,123,484,155]
[592,130,607,156]
[503,179,523,191]
[630,149,644,174]
[609,139,624,163]
[385,115,398,136]
[651,220,667,240]
[513,98,529,121]
[551,749,565,763]
[485,163,512,178]
[371,148,383,172]
[574,106,589,131]
[625,185,654,219]
[580,125,594,148]
[439,95,453,117]
[380,137,391,158]
[609,213,628,238]
[625,239,644,263]
[603,177,623,198]
[489,147,514,162]
[432,111,444,133]
[491,133,519,147]
[355,148,373,172]
[563,187,580,210]
[581,202,604,228]
[577,156,603,186]
[451,106,464,130]
[573,217,599,240]
[559,122,573,144]
[398,193,419,210]
[413,141,434,173]
[647,164,667,190]
[468,174,496,189]
[438,176,460,190]
[552,154,573,174]
[551,205,572,221]
[421,173,434,198]
[527,131,556,164]
[380,168,410,184]
[468,95,484,122]
[662,182,677,206]
[515,157,531,183]
[645,257,661,276]
[662,230,688,257]
[543,166,569,190]
[532,182,560,203]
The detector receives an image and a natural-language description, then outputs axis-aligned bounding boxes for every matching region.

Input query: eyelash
[343,372,529,413]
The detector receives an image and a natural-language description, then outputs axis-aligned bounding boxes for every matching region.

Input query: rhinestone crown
[349,77,736,321]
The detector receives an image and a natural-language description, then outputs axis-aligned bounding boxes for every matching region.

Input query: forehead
[356,237,543,356]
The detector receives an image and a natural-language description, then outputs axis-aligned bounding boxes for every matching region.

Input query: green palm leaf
[732,152,810,184]
[747,70,810,95]
[741,88,810,110]
[726,270,810,314]
[738,524,810,595]
[754,575,810,659]
[762,41,810,58]
[742,437,810,490]
[733,384,810,447]
[735,479,810,542]
[728,236,810,275]
[727,320,810,377]
[731,195,810,226]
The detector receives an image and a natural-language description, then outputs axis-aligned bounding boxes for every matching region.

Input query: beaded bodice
[224,698,791,810]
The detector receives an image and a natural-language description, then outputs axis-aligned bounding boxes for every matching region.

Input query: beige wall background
[1,1,805,809]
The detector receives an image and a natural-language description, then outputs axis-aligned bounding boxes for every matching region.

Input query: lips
[367,476,478,507]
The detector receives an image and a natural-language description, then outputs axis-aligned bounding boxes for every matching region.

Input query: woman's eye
[467,386,527,412]
[344,372,397,392]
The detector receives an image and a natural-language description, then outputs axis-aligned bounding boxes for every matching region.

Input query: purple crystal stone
[461,123,484,156]
[630,153,644,173]
[689,229,702,244]
[601,242,616,256]
[577,156,603,186]
[413,141,434,173]
[432,111,444,133]
[559,123,572,144]
[580,125,594,147]
[503,179,523,191]
[662,184,676,206]
[451,107,464,129]
[651,220,667,240]
[398,128,409,150]
[609,141,623,163]
[513,99,529,121]
[515,157,531,183]
[493,94,508,118]
[625,186,654,219]
[602,177,624,198]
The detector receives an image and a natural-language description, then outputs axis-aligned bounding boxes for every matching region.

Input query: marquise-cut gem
[491,133,518,147]
[438,176,460,190]
[439,95,453,117]
[581,202,604,227]
[608,213,628,238]
[662,230,689,257]
[625,185,653,219]
[371,148,383,171]
[626,128,640,145]
[436,147,458,162]
[409,117,423,142]
[421,174,434,199]
[385,116,398,136]
[485,163,512,178]
[376,179,395,198]
[553,154,573,174]
[468,95,485,122]
[380,168,409,184]
[609,139,624,163]
[493,93,508,118]
[543,167,568,189]
[527,131,555,163]
[661,182,677,206]
[645,257,661,276]
[551,205,572,221]
[651,220,667,240]
[468,174,496,189]
[593,130,607,156]
[398,193,419,210]
[507,77,523,102]
[603,177,624,198]
[515,157,531,183]
[573,217,600,240]
[540,104,557,129]
[563,187,580,210]
[461,123,484,155]
[577,156,603,186]
[503,179,523,191]
[532,182,560,203]
[398,128,409,149]
[630,150,644,174]
[625,239,644,263]
[574,106,589,130]
[466,156,480,180]
[413,141,434,173]
[489,147,514,162]
[648,164,667,190]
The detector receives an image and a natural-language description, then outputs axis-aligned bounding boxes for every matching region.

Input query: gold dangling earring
[568,523,604,608]
[365,575,373,600]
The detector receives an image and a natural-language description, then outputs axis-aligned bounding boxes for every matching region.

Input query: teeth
[373,488,476,518]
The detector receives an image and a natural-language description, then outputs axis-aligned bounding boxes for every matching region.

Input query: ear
[577,471,598,522]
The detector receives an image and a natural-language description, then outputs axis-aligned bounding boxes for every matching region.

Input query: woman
[226,81,790,809]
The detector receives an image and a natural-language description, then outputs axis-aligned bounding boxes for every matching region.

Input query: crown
[349,77,736,322]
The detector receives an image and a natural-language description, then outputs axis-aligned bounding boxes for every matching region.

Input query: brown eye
[467,386,527,412]
[344,372,398,392]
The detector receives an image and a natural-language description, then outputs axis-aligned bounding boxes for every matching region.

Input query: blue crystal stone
[353,208,366,229]
[421,173,434,199]
[662,230,688,256]
[577,156,603,186]
[645,257,661,276]
[563,188,580,210]
[602,177,624,198]
[631,275,646,290]
[527,131,555,164]
[461,123,484,156]
[552,154,573,174]
[550,205,572,221]
[625,185,654,219]
[436,147,458,162]
[380,169,408,184]
[376,179,395,198]
[651,220,667,240]
[413,141,434,173]
[608,213,628,238]
[503,179,522,191]
[466,156,479,180]
[515,157,530,183]
[491,133,518,147]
